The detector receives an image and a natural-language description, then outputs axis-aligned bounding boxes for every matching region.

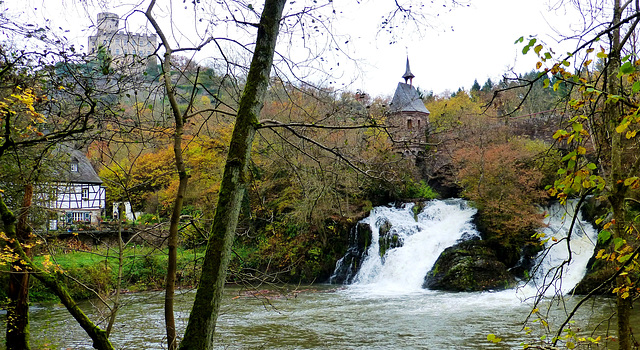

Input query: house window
[71,161,78,172]
[82,187,89,200]
[407,119,413,129]
[70,212,91,222]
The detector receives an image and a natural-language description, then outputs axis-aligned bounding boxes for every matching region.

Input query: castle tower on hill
[87,12,158,71]
[388,58,430,155]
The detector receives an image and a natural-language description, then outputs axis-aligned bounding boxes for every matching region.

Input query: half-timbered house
[46,146,106,229]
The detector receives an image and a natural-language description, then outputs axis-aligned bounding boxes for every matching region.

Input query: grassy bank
[0,246,204,303]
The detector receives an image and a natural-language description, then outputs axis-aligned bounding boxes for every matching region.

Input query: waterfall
[332,198,598,296]
[338,199,480,292]
[525,200,599,296]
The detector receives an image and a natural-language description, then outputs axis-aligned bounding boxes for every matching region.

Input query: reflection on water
[3,286,637,350]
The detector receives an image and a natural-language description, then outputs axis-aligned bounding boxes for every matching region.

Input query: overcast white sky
[3,0,583,98]
[341,0,582,97]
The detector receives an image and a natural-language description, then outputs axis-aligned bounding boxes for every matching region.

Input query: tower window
[407,119,413,129]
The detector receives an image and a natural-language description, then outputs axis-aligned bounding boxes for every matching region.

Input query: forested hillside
[0,50,603,290]
[1,1,640,349]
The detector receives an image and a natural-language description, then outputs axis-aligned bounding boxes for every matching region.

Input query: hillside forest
[1,1,640,350]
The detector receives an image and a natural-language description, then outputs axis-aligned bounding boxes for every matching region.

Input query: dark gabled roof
[53,145,103,184]
[389,82,430,114]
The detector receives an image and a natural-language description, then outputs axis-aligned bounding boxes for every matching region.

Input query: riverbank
[0,246,204,303]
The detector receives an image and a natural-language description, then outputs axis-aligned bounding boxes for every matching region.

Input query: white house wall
[52,183,105,211]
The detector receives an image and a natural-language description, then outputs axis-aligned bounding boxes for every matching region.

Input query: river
[18,285,636,349]
[10,199,640,349]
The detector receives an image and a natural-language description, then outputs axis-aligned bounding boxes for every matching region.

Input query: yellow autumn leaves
[0,231,62,273]
[0,86,47,139]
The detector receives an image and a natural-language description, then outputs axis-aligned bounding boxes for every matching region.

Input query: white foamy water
[352,199,479,294]
[347,199,598,299]
[522,200,599,297]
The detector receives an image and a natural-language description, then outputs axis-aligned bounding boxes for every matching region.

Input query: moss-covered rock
[572,263,617,295]
[378,218,403,258]
[509,241,543,280]
[328,220,372,284]
[423,240,516,292]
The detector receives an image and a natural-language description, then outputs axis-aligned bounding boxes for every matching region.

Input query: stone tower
[388,58,430,155]
[87,12,158,71]
[96,12,119,34]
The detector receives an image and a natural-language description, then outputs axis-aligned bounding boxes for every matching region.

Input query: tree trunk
[6,184,33,350]
[178,0,286,348]
[605,2,633,349]
[165,140,188,350]
[143,3,193,348]
[163,40,190,350]
[105,204,124,337]
[165,173,187,350]
[0,196,115,350]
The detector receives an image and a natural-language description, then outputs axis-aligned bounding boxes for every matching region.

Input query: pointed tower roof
[390,57,429,114]
[389,82,430,114]
[402,57,415,84]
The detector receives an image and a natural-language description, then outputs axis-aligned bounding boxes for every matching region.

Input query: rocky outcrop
[329,221,372,284]
[378,218,403,258]
[423,240,516,292]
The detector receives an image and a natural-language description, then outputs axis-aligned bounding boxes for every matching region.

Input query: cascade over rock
[331,199,598,295]
[331,199,480,291]
[329,221,372,284]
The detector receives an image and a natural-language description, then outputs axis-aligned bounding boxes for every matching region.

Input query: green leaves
[571,123,583,132]
[624,176,639,186]
[522,38,537,55]
[598,230,611,244]
[619,61,636,75]
[613,237,626,251]
[552,129,568,140]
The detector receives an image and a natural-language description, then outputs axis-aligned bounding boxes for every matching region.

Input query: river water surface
[19,286,637,349]
[15,200,640,349]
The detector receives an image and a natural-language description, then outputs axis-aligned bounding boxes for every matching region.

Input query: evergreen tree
[481,78,494,92]
[471,79,481,92]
